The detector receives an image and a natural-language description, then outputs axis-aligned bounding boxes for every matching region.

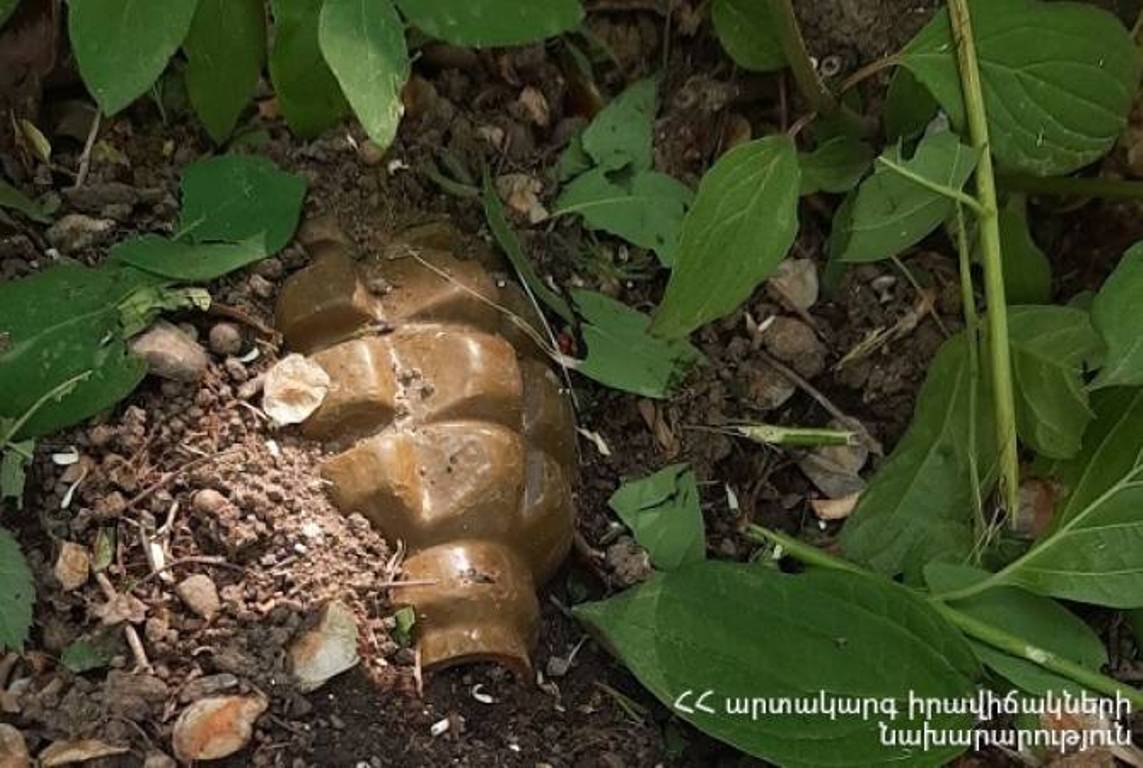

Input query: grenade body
[275,222,575,676]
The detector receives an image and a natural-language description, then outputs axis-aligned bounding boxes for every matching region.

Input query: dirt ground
[2,0,1143,766]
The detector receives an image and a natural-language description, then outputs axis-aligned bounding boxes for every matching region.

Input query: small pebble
[208,323,243,356]
[176,574,220,620]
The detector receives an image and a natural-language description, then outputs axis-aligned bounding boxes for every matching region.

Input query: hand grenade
[275,218,576,676]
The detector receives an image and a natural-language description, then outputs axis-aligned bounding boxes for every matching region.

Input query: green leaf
[319,0,408,151]
[1,441,33,509]
[61,638,113,673]
[394,0,582,48]
[1091,241,1143,389]
[608,464,705,570]
[0,527,33,652]
[1007,305,1103,460]
[841,334,995,578]
[68,0,200,116]
[580,78,657,172]
[554,167,692,266]
[988,462,1143,608]
[650,135,799,338]
[995,197,1051,305]
[482,174,574,323]
[575,564,979,768]
[798,136,874,196]
[269,0,349,138]
[0,265,161,439]
[900,0,1140,176]
[1051,387,1143,527]
[926,563,1106,696]
[184,0,267,143]
[0,177,50,223]
[883,68,938,142]
[840,131,978,263]
[0,0,19,26]
[111,234,267,282]
[573,290,701,398]
[179,154,306,254]
[710,0,785,73]
[556,131,593,183]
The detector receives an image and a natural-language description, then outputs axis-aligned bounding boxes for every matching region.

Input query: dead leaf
[39,739,128,766]
[495,173,548,224]
[810,493,859,521]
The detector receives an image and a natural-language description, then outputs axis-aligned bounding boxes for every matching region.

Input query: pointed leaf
[184,0,267,143]
[711,0,785,72]
[394,0,582,47]
[0,527,33,652]
[269,0,349,138]
[900,0,1139,176]
[650,136,799,338]
[0,177,50,223]
[110,234,268,282]
[581,78,657,172]
[608,464,705,570]
[995,197,1051,305]
[1091,241,1143,388]
[799,136,874,196]
[883,68,938,142]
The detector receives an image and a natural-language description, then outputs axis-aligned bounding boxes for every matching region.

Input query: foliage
[710,0,785,72]
[184,0,268,143]
[0,177,51,223]
[393,0,582,47]
[608,464,705,570]
[1091,242,1143,388]
[0,527,33,652]
[993,197,1051,305]
[798,136,874,197]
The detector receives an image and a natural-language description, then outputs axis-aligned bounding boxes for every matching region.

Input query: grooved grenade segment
[275,223,576,676]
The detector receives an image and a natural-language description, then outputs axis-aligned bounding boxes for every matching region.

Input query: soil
[2,1,1143,767]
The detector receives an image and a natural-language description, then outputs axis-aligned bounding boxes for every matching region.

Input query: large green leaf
[573,290,701,398]
[841,334,995,578]
[575,564,979,767]
[995,197,1051,305]
[269,0,349,138]
[1091,241,1143,389]
[394,0,582,47]
[883,68,938,142]
[900,0,1140,176]
[1051,387,1143,527]
[608,464,705,570]
[179,154,306,254]
[0,177,50,223]
[710,0,785,73]
[650,136,799,338]
[319,0,408,151]
[0,265,158,439]
[580,78,656,173]
[926,564,1106,696]
[0,527,33,652]
[184,0,267,143]
[68,0,200,115]
[110,235,268,282]
[1007,305,1103,460]
[798,136,874,196]
[553,167,692,266]
[988,463,1143,608]
[840,131,978,263]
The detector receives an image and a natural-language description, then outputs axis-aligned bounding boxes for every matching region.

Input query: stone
[179,673,239,703]
[45,214,114,254]
[171,694,267,762]
[142,752,177,768]
[53,542,89,591]
[289,601,360,693]
[262,354,330,426]
[208,323,243,356]
[768,259,819,311]
[176,574,220,620]
[0,724,29,768]
[39,740,128,766]
[761,316,827,379]
[129,321,208,383]
[192,489,228,515]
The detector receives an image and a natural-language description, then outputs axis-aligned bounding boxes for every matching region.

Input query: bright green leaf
[0,177,50,223]
[575,564,979,767]
[608,464,705,570]
[573,289,701,398]
[184,0,267,143]
[926,563,1106,696]
[0,527,33,652]
[68,0,200,115]
[394,0,582,48]
[269,0,349,138]
[179,154,306,254]
[554,166,692,266]
[710,0,785,73]
[319,0,408,151]
[840,131,978,263]
[798,136,874,196]
[900,0,1140,176]
[883,68,938,142]
[1007,305,1103,460]
[841,334,995,578]
[580,78,657,172]
[995,197,1051,305]
[482,174,574,323]
[650,135,799,338]
[1091,241,1143,388]
[61,638,113,673]
[111,234,267,282]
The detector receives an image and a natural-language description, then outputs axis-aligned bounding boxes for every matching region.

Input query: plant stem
[998,172,1143,202]
[743,525,863,573]
[948,0,1021,523]
[838,54,902,95]
[875,155,988,216]
[932,602,1143,708]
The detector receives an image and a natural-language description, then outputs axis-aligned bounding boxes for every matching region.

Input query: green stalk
[744,525,863,573]
[998,172,1143,202]
[953,205,987,553]
[948,0,1021,523]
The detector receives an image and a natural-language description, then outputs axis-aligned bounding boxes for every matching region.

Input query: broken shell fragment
[275,221,576,676]
[171,694,268,762]
[289,600,360,692]
[262,353,331,426]
[38,739,128,766]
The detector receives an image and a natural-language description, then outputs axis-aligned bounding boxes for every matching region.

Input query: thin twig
[122,450,236,515]
[71,110,102,191]
[207,302,278,338]
[132,556,244,589]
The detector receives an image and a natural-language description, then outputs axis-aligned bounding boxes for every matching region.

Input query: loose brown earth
[2,1,1143,766]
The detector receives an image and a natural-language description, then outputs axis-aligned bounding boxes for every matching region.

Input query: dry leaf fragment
[39,739,128,766]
